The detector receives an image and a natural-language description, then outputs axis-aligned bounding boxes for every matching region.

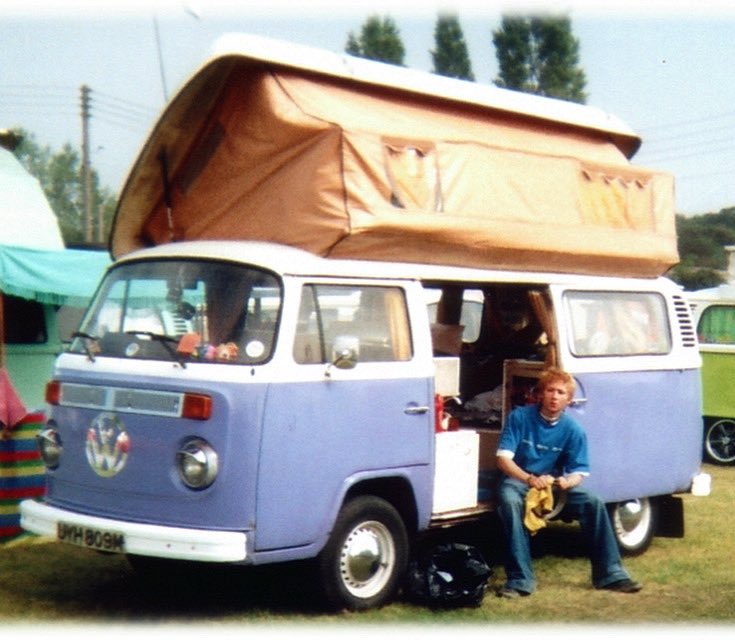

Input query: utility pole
[80,84,93,243]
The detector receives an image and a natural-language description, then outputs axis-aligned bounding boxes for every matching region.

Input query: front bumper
[20,499,247,562]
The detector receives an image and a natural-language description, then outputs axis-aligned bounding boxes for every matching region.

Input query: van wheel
[317,495,408,611]
[607,498,656,556]
[704,419,735,464]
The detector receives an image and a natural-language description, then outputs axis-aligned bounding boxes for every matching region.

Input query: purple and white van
[21,239,703,609]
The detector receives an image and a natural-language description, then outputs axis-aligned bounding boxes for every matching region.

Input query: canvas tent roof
[0,145,64,251]
[0,134,110,306]
[112,33,678,278]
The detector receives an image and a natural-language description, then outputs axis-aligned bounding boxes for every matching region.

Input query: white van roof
[211,33,642,158]
[116,240,675,290]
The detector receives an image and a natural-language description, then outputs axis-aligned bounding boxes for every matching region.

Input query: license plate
[57,521,125,553]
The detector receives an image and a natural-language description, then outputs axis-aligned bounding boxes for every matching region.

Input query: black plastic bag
[404,542,492,608]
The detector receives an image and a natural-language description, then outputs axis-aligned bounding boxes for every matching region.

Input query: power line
[677,169,735,182]
[0,84,156,130]
[636,109,735,134]
[640,141,735,163]
[0,84,76,97]
[642,123,735,146]
[632,105,735,167]
[92,89,156,115]
[93,113,152,135]
[92,102,154,127]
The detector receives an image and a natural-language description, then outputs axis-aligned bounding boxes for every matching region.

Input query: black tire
[607,497,657,556]
[704,418,735,464]
[317,495,408,611]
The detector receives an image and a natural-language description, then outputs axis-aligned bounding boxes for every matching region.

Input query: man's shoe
[497,586,531,598]
[599,579,642,593]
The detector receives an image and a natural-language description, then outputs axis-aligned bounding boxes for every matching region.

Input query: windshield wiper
[124,330,187,368]
[71,331,99,362]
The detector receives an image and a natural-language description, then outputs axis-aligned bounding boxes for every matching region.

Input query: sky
[3,0,735,216]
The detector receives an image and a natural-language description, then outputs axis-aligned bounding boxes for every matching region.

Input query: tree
[431,13,475,81]
[345,15,405,65]
[668,208,735,290]
[11,128,116,245]
[669,264,724,291]
[492,14,587,103]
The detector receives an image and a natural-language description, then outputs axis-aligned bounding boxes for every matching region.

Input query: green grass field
[0,463,733,628]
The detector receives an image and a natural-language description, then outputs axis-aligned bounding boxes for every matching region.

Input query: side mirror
[325,335,359,377]
[332,347,358,370]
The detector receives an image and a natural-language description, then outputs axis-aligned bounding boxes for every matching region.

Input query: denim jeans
[496,477,631,593]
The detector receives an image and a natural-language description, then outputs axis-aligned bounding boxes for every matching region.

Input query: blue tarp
[0,245,111,306]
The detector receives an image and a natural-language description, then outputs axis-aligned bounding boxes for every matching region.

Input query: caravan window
[565,290,671,356]
[697,304,735,345]
[293,284,412,364]
[2,295,47,344]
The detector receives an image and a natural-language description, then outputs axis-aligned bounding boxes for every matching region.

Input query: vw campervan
[21,34,704,610]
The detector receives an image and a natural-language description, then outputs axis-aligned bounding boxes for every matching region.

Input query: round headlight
[176,438,218,490]
[38,424,63,469]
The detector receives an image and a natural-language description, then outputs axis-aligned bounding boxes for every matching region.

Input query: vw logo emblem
[86,412,130,477]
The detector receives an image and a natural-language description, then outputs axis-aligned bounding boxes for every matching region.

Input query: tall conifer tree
[493,14,587,103]
[431,13,475,81]
[345,15,405,66]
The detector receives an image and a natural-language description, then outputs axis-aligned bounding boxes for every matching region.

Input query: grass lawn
[0,463,733,631]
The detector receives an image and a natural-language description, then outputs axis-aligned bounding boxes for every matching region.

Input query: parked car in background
[689,284,735,464]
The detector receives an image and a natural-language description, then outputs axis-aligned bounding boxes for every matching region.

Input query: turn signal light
[45,380,62,406]
[181,393,213,420]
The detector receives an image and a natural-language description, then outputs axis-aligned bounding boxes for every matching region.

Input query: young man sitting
[495,367,642,598]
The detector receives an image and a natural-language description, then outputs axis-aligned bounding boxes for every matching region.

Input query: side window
[383,138,442,211]
[293,285,323,364]
[697,305,735,345]
[426,287,483,355]
[565,291,671,356]
[426,289,483,343]
[293,284,412,364]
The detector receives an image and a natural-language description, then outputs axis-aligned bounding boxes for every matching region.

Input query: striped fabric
[0,412,46,541]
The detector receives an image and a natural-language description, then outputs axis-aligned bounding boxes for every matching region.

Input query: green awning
[0,245,110,307]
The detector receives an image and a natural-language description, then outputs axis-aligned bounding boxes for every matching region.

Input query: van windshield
[70,259,282,365]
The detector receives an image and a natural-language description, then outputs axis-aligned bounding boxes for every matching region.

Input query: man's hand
[554,474,583,490]
[527,474,554,490]
[496,455,558,490]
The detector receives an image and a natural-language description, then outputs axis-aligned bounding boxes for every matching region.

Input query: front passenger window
[293,284,412,364]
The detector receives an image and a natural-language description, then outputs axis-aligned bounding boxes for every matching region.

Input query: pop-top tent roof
[112,33,678,278]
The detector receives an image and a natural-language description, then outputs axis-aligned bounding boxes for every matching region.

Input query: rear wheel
[704,418,735,464]
[607,497,656,556]
[317,495,408,610]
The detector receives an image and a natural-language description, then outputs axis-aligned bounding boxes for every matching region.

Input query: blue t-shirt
[497,404,590,477]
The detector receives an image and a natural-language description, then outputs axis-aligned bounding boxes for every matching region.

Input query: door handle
[404,405,430,415]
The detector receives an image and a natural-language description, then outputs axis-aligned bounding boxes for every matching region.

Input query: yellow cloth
[524,485,555,535]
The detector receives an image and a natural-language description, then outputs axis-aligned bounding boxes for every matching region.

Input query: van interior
[425,282,553,472]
